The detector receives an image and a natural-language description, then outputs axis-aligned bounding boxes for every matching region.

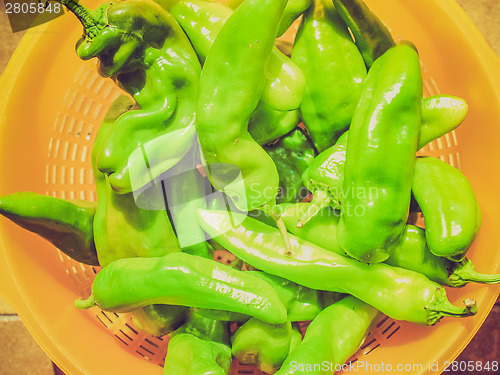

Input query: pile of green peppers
[1,0,497,374]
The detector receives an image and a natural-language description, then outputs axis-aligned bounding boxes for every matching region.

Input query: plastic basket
[0,0,500,374]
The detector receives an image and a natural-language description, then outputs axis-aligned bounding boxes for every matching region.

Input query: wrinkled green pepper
[412,156,481,262]
[58,0,201,194]
[75,251,288,324]
[291,0,367,152]
[276,296,380,375]
[248,102,300,146]
[0,192,98,266]
[299,95,468,226]
[164,311,232,374]
[332,0,395,68]
[338,43,422,263]
[264,128,316,204]
[161,0,306,111]
[280,203,499,288]
[198,209,477,326]
[196,0,288,211]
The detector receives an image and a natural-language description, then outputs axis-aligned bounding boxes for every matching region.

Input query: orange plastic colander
[1,0,500,374]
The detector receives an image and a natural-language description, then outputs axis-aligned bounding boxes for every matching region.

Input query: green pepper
[299,95,468,226]
[164,311,232,374]
[338,43,422,263]
[232,317,293,374]
[264,128,316,204]
[58,0,201,194]
[161,0,306,111]
[75,252,288,324]
[291,0,367,152]
[280,203,499,288]
[91,95,181,267]
[412,156,481,262]
[198,209,477,326]
[248,102,300,146]
[131,304,187,336]
[277,296,380,375]
[332,0,396,68]
[0,192,98,266]
[196,0,288,211]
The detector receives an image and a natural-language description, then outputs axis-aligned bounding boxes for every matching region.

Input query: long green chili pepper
[196,0,288,211]
[276,296,380,375]
[338,43,422,263]
[161,0,306,111]
[232,317,293,374]
[0,192,98,266]
[164,311,232,374]
[412,156,481,262]
[280,203,499,288]
[198,209,477,326]
[299,95,468,227]
[291,0,367,152]
[58,0,201,194]
[75,252,288,324]
[332,0,396,68]
[264,128,316,204]
[92,95,189,335]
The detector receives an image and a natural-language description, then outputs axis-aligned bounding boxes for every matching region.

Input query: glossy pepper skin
[196,0,288,211]
[412,156,481,262]
[338,44,422,263]
[59,0,201,194]
[332,0,396,68]
[281,203,499,288]
[164,311,232,375]
[264,128,316,204]
[91,95,181,267]
[276,296,380,375]
[198,210,477,326]
[291,0,367,152]
[0,192,98,266]
[248,102,300,146]
[75,252,288,324]
[232,317,293,374]
[299,95,468,226]
[160,0,306,111]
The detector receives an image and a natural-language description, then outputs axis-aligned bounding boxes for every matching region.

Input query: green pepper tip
[74,294,96,310]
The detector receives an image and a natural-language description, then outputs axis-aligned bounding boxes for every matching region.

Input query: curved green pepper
[59,0,201,194]
[196,0,288,211]
[332,0,396,68]
[280,203,498,288]
[299,95,468,226]
[277,296,380,375]
[412,156,481,261]
[162,0,306,111]
[164,311,231,374]
[232,317,293,374]
[264,128,316,204]
[91,95,181,267]
[291,0,367,152]
[198,209,477,326]
[0,192,98,266]
[338,43,422,263]
[75,252,288,324]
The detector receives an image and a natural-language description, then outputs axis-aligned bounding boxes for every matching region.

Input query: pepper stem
[261,202,293,257]
[52,0,102,38]
[425,288,477,326]
[297,189,331,228]
[74,294,96,310]
[448,259,500,288]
